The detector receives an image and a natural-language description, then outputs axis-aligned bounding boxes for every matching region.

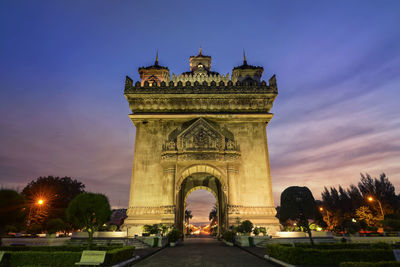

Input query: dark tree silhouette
[22,176,85,224]
[321,173,398,231]
[185,209,193,224]
[358,173,397,215]
[209,205,217,221]
[0,189,26,246]
[66,193,111,248]
[280,186,320,245]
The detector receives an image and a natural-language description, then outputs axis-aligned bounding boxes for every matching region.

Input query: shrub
[259,227,268,236]
[27,224,42,235]
[341,262,400,267]
[108,224,118,231]
[167,228,182,243]
[4,225,18,234]
[266,244,395,266]
[294,243,392,250]
[0,245,121,252]
[104,246,135,266]
[5,251,81,267]
[237,220,253,234]
[253,227,260,236]
[222,231,236,243]
[46,218,66,234]
[383,218,400,231]
[1,246,135,267]
[143,224,161,235]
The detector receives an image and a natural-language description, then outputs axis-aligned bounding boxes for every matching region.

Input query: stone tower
[123,50,280,236]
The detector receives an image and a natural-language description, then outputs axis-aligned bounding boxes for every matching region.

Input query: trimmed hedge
[341,262,400,267]
[294,242,393,250]
[0,246,135,267]
[266,244,395,266]
[104,246,135,266]
[0,245,122,251]
[5,251,81,267]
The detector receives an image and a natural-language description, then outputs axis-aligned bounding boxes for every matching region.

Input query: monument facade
[123,49,280,235]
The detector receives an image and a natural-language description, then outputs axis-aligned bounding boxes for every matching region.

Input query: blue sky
[1,1,399,223]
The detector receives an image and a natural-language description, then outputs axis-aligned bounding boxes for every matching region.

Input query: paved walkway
[132,237,276,267]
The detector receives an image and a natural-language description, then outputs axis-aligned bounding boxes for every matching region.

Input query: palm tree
[208,204,218,222]
[185,209,193,235]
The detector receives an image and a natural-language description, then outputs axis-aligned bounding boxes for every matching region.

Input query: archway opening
[185,188,217,236]
[175,172,228,237]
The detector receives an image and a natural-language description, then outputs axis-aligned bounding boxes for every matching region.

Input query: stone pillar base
[227,205,281,236]
[122,213,175,237]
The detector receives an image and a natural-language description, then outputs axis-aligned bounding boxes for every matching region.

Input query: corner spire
[243,48,247,65]
[199,46,202,56]
[155,50,159,66]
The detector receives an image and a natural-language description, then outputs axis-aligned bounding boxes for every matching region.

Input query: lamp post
[367,196,384,218]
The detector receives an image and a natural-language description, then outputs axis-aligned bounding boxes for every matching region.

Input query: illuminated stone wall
[123,53,281,236]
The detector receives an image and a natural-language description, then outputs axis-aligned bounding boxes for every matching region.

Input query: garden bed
[266,244,396,266]
[0,245,135,267]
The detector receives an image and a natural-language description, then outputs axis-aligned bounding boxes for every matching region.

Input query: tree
[280,186,320,246]
[355,206,377,227]
[0,189,26,246]
[185,209,193,224]
[66,193,111,248]
[46,218,66,235]
[358,173,397,215]
[22,176,85,225]
[209,205,217,221]
[185,209,193,235]
[237,220,253,235]
[321,185,363,231]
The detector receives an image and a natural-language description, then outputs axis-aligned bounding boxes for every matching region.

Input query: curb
[264,254,295,267]
[110,255,140,267]
[235,245,286,267]
[110,247,165,267]
[127,247,164,266]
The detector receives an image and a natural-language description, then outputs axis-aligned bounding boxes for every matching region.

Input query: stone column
[163,165,175,205]
[161,165,176,224]
[227,164,239,226]
[227,164,239,206]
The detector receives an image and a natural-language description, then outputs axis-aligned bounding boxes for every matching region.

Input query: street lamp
[367,196,384,218]
[27,198,46,227]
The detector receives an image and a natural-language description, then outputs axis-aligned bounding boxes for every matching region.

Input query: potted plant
[167,228,182,247]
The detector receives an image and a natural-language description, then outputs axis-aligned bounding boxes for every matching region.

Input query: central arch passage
[175,173,227,236]
[185,189,216,235]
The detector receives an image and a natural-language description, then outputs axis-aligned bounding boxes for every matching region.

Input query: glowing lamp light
[368,197,373,202]
[37,199,44,205]
[319,207,323,211]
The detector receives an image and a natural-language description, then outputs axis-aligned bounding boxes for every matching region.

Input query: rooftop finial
[155,50,159,65]
[243,48,247,65]
[199,45,202,56]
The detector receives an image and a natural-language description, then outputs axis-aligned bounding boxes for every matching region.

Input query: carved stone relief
[161,118,240,162]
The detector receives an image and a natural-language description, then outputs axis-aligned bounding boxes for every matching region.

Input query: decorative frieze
[228,205,277,216]
[161,118,241,162]
[127,205,175,216]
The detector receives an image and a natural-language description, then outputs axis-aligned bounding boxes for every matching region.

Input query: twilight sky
[1,1,400,224]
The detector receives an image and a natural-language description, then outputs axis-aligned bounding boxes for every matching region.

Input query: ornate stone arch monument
[123,49,280,235]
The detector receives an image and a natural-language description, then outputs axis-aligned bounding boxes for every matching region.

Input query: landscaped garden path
[133,237,276,267]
